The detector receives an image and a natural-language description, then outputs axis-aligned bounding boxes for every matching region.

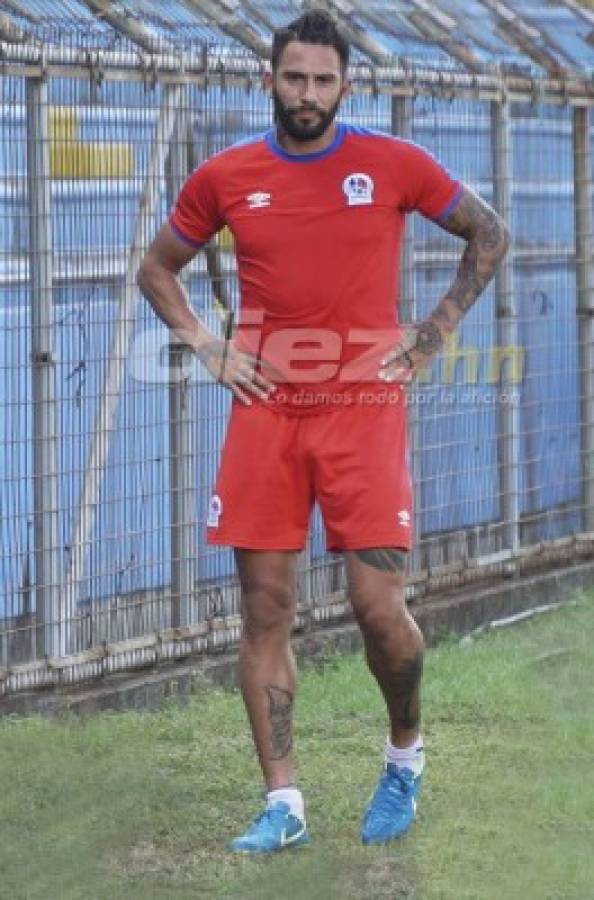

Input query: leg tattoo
[265,685,293,760]
[393,655,423,730]
[355,548,407,573]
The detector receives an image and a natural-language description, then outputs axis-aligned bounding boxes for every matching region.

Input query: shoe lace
[249,804,287,834]
[373,766,415,817]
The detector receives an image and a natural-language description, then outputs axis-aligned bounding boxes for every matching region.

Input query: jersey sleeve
[398,141,463,222]
[169,160,224,247]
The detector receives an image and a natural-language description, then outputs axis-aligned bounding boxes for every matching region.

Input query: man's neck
[275,122,338,156]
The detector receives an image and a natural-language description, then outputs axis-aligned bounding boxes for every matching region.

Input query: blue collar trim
[265,123,346,162]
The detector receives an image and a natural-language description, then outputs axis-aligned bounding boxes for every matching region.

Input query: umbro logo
[398,509,411,527]
[247,191,271,209]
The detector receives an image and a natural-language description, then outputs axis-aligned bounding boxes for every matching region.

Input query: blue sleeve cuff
[168,218,206,249]
[434,183,464,223]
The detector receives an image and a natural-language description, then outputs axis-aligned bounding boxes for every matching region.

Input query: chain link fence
[1,1,594,694]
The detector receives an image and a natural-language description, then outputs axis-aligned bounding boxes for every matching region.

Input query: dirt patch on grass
[346,853,420,900]
[105,839,201,877]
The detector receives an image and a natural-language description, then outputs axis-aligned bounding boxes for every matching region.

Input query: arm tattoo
[393,654,423,730]
[426,188,510,335]
[355,548,407,573]
[413,321,443,356]
[265,685,293,760]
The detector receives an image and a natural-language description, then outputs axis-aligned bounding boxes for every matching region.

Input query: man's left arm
[379,186,511,381]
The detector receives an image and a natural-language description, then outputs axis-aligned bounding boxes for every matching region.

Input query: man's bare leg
[344,549,424,747]
[344,548,425,844]
[235,549,299,791]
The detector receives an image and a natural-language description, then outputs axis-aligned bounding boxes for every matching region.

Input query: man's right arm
[137,223,276,404]
[137,221,214,352]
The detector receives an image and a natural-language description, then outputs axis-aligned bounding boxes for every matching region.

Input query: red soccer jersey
[169,123,462,414]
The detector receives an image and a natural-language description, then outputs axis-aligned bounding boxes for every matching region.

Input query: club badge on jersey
[342,172,374,206]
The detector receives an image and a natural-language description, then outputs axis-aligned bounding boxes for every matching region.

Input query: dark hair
[271,9,350,73]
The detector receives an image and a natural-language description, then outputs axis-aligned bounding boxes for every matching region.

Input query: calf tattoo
[394,655,424,730]
[265,685,293,760]
[355,548,407,573]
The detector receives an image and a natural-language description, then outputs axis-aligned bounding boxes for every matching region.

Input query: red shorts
[206,396,413,552]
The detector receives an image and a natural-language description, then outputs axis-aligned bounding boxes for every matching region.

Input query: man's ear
[263,70,273,93]
[341,78,352,102]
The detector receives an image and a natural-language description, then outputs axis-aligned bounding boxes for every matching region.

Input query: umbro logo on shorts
[398,509,411,527]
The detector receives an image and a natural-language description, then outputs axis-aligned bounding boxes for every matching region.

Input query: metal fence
[2,1,594,696]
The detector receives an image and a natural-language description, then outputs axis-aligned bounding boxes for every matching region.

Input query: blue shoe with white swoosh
[229,801,311,854]
[361,763,422,844]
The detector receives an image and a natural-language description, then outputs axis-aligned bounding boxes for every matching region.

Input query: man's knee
[355,594,423,650]
[241,576,296,637]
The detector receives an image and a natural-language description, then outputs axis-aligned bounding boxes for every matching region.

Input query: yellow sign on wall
[49,107,133,179]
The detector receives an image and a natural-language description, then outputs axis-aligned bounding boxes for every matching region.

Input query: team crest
[342,172,374,206]
[207,494,223,527]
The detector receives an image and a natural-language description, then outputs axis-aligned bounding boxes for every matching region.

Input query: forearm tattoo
[265,685,293,760]
[394,654,424,730]
[355,548,407,573]
[412,321,444,356]
[428,189,510,334]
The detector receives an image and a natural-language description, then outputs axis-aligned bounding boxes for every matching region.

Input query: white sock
[385,735,425,777]
[266,786,305,822]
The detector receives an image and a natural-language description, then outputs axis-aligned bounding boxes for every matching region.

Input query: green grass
[1,592,593,900]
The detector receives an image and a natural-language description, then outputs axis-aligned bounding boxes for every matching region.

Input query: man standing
[137,9,509,853]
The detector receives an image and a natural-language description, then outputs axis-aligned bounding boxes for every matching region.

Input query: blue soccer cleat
[229,801,311,854]
[360,763,423,844]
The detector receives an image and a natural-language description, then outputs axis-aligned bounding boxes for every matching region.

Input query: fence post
[391,95,421,567]
[60,84,183,646]
[573,104,594,532]
[166,92,196,628]
[26,77,61,659]
[491,97,520,552]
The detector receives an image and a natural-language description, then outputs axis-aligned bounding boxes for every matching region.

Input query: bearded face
[269,41,349,146]
[272,89,343,143]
